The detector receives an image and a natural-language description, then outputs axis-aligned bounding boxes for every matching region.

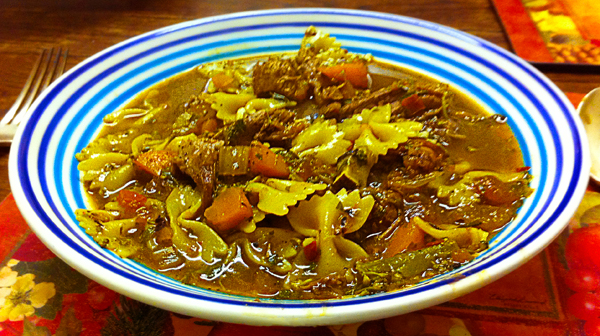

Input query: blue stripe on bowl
[14,9,585,313]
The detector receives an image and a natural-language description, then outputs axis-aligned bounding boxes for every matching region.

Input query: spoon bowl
[578,88,600,183]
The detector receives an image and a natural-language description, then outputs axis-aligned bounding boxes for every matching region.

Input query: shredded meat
[401,138,446,176]
[476,176,523,206]
[329,82,409,119]
[256,118,310,147]
[420,94,443,110]
[253,48,358,107]
[253,57,312,101]
[174,137,223,202]
[172,96,216,136]
[358,187,404,231]
[223,109,305,147]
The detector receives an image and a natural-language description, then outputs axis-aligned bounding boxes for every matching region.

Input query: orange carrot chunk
[383,218,426,258]
[303,240,319,261]
[200,118,218,133]
[401,94,426,114]
[204,187,253,231]
[249,143,290,178]
[211,72,235,90]
[134,150,175,177]
[117,190,147,213]
[319,62,369,89]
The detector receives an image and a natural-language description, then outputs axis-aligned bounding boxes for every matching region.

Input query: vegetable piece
[357,240,459,280]
[566,225,600,272]
[383,218,426,258]
[217,146,250,176]
[303,239,319,261]
[204,187,253,231]
[211,72,235,90]
[134,150,175,177]
[200,118,218,133]
[401,94,426,114]
[116,190,147,215]
[249,143,289,178]
[319,62,369,89]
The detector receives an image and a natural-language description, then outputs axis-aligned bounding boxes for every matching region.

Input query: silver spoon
[578,87,600,183]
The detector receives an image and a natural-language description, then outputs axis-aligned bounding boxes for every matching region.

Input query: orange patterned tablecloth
[0,192,592,336]
[492,0,600,65]
[0,93,591,336]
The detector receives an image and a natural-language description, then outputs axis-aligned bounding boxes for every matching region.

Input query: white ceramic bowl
[9,8,590,326]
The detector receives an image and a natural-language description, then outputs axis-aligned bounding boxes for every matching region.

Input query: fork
[0,47,68,146]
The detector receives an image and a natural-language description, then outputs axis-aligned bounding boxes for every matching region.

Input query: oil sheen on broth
[75,27,531,300]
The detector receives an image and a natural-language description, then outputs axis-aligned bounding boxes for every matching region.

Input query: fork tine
[40,47,61,94]
[54,48,68,83]
[10,49,54,125]
[40,47,68,93]
[8,48,68,126]
[0,50,46,126]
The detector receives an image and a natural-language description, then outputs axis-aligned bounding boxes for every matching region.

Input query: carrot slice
[249,143,289,178]
[401,94,426,114]
[134,150,175,177]
[200,118,218,133]
[319,62,369,89]
[211,73,235,90]
[204,187,253,231]
[117,190,147,213]
[303,240,319,261]
[383,218,425,258]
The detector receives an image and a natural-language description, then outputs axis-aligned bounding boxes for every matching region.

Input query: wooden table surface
[1,0,599,203]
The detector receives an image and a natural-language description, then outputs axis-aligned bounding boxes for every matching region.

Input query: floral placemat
[492,0,600,65]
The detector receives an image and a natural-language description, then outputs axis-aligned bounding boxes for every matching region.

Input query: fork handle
[0,124,19,146]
